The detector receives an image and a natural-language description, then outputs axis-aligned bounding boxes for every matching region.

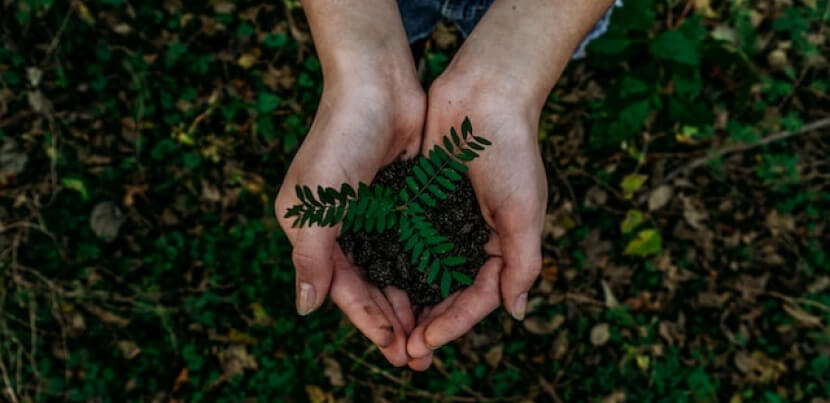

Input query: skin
[275,0,616,370]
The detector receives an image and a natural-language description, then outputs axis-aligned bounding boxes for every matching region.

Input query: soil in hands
[338,159,490,306]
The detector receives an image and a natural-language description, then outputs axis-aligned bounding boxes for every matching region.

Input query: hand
[405,70,547,371]
[275,76,426,366]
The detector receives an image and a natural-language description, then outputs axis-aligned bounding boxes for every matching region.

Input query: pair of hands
[274,62,547,370]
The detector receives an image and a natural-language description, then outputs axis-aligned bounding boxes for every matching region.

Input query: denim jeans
[397,0,622,59]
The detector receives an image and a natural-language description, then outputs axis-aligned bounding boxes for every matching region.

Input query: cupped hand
[405,71,548,371]
[275,78,425,366]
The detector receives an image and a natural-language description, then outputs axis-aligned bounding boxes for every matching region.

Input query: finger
[423,258,502,350]
[408,353,433,371]
[499,226,542,321]
[384,287,415,335]
[330,252,396,350]
[291,227,336,316]
[369,287,410,367]
[484,231,502,256]
[407,293,461,359]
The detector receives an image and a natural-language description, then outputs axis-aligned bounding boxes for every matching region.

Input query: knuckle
[291,247,318,273]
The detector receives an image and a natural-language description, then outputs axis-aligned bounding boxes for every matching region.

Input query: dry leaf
[305,385,334,403]
[322,357,344,387]
[91,201,126,242]
[222,345,258,378]
[782,304,822,327]
[602,280,620,308]
[117,340,141,360]
[0,138,27,180]
[86,305,129,327]
[524,315,565,335]
[485,344,503,368]
[648,185,673,211]
[590,323,610,346]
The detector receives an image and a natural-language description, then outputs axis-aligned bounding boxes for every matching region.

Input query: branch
[658,117,830,187]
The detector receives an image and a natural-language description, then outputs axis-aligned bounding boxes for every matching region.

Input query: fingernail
[512,292,527,321]
[297,282,316,316]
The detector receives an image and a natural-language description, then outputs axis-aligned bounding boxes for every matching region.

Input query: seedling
[285,117,491,298]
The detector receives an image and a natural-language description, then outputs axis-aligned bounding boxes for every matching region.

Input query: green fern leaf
[434,146,450,162]
[341,183,356,198]
[441,256,466,267]
[427,184,447,200]
[442,168,462,182]
[333,203,346,225]
[295,185,305,203]
[443,137,454,153]
[440,271,452,297]
[399,188,410,202]
[356,197,369,215]
[418,192,437,207]
[451,129,461,147]
[303,186,319,206]
[461,116,472,138]
[404,236,417,252]
[447,158,469,173]
[409,202,425,214]
[468,142,484,151]
[473,136,491,146]
[418,156,435,176]
[416,255,429,272]
[432,243,454,254]
[317,186,332,204]
[413,166,428,184]
[353,214,364,232]
[427,259,440,283]
[406,177,419,194]
[411,242,424,264]
[451,271,473,285]
[436,176,456,191]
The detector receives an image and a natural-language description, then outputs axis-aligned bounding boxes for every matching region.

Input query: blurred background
[1,0,829,401]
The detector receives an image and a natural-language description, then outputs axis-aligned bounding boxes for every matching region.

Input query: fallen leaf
[322,357,344,387]
[85,305,129,327]
[621,209,644,234]
[602,390,626,403]
[524,315,565,335]
[485,344,503,368]
[590,323,611,346]
[222,345,258,378]
[90,201,126,242]
[602,280,620,308]
[172,368,189,392]
[681,196,707,230]
[648,185,673,211]
[117,340,141,360]
[621,173,648,198]
[782,304,822,327]
[0,138,27,181]
[305,385,334,403]
[624,229,663,257]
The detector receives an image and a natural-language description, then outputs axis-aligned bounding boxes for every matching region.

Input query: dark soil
[338,160,490,306]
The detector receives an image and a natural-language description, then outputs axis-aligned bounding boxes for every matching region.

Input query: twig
[537,375,564,403]
[658,117,830,187]
[341,349,408,387]
[550,162,582,224]
[41,3,76,65]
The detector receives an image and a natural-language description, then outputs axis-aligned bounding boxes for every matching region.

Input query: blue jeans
[397,0,622,59]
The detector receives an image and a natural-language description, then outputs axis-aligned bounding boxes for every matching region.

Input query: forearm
[446,0,616,110]
[301,0,416,86]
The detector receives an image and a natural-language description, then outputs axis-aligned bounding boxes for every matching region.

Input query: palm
[405,85,547,370]
[275,86,424,366]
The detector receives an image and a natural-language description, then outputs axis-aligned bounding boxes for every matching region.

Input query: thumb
[291,227,336,316]
[499,225,542,321]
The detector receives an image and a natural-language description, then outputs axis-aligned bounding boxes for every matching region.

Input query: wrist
[438,60,550,118]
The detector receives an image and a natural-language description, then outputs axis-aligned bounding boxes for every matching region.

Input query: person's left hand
[404,68,548,371]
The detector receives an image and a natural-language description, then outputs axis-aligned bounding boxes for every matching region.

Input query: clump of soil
[338,160,489,306]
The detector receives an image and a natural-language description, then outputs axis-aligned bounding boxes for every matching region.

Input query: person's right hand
[275,73,425,366]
